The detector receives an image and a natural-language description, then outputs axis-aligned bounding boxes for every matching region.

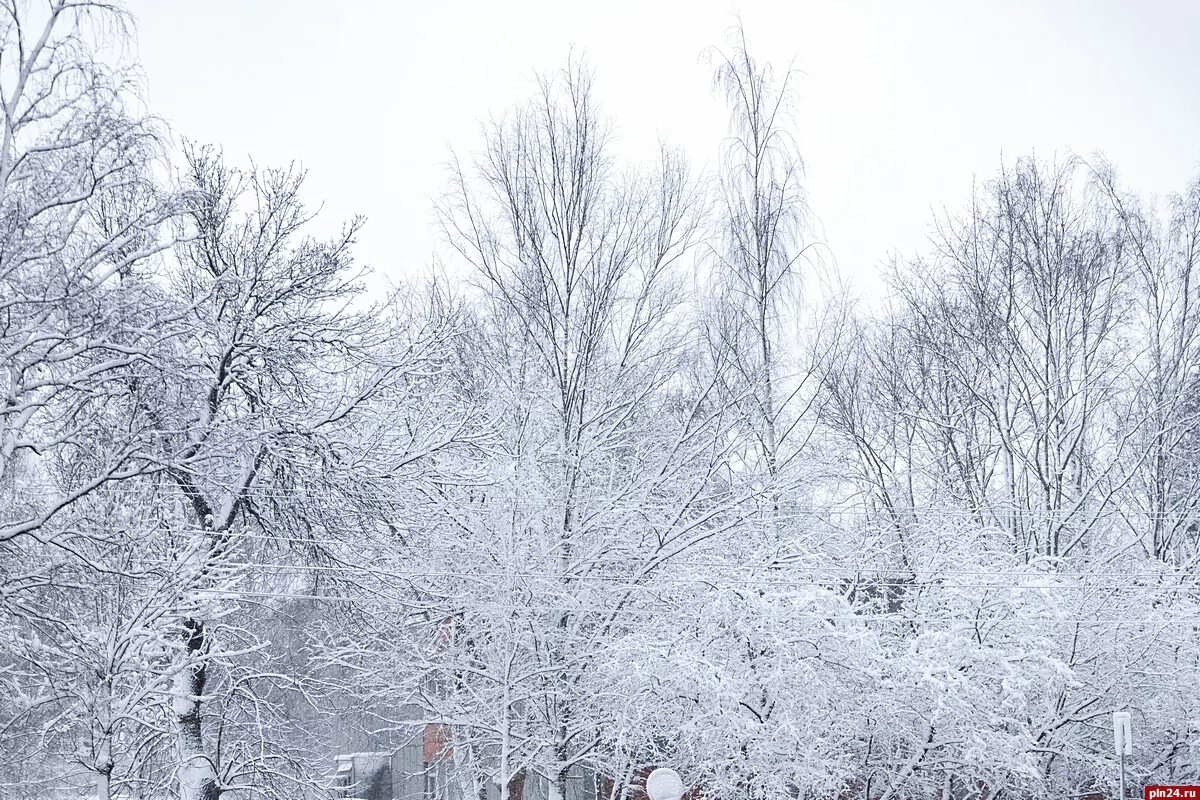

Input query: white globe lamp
[645,768,686,800]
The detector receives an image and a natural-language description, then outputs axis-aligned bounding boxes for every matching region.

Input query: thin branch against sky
[124,0,1200,302]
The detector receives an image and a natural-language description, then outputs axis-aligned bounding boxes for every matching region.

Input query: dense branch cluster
[0,4,1197,800]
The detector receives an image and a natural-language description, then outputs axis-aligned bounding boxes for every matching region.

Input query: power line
[6,480,1200,519]
[124,559,1200,592]
[176,587,1199,626]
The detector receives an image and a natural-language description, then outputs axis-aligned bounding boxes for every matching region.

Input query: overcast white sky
[125,0,1200,301]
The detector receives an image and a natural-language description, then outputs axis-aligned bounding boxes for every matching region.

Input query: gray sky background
[125,0,1200,302]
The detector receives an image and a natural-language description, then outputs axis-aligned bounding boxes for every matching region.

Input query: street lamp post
[646,768,687,800]
[1113,712,1133,800]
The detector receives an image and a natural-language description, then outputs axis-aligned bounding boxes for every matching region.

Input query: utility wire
[123,558,1200,592]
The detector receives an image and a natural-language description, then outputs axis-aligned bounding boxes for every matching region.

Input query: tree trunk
[96,766,112,800]
[174,618,220,800]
